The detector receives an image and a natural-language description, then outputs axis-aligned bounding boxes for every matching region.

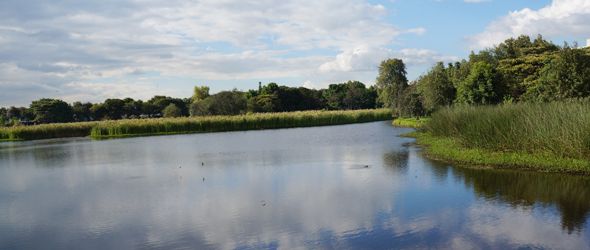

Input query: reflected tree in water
[428,161,590,233]
[382,149,409,174]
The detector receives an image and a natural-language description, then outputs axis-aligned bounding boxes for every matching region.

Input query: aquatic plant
[0,109,392,141]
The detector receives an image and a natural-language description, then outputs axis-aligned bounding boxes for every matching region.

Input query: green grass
[392,117,430,128]
[401,101,590,174]
[90,109,392,139]
[0,109,392,141]
[0,122,97,141]
[427,101,590,160]
[408,131,590,174]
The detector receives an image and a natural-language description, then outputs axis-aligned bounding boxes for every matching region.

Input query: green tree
[29,98,73,123]
[342,81,375,109]
[190,90,247,116]
[376,59,408,112]
[398,84,425,117]
[192,86,210,102]
[148,96,188,116]
[0,108,6,126]
[322,83,347,110]
[101,99,126,120]
[417,62,455,113]
[456,61,502,105]
[72,102,93,121]
[163,103,182,117]
[527,45,590,101]
[247,94,278,113]
[122,98,143,118]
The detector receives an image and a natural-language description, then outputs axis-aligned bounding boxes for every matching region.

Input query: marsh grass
[392,117,430,128]
[410,131,590,174]
[0,109,390,141]
[90,109,392,139]
[0,122,97,141]
[426,101,590,161]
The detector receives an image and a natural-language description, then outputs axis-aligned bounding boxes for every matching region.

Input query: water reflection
[0,122,588,249]
[432,163,590,233]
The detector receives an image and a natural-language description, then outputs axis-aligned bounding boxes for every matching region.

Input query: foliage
[72,102,94,122]
[247,94,279,113]
[426,101,590,161]
[163,103,182,118]
[455,61,502,105]
[526,45,590,101]
[29,98,73,123]
[0,122,97,141]
[90,109,391,139]
[417,62,455,112]
[409,131,590,174]
[398,84,425,117]
[190,90,247,116]
[392,35,590,115]
[392,117,430,128]
[192,86,210,102]
[376,58,408,110]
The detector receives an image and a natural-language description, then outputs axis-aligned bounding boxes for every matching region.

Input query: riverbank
[0,109,391,141]
[392,117,429,128]
[395,102,590,174]
[406,131,590,174]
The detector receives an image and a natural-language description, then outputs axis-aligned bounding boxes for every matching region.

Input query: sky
[1,0,589,106]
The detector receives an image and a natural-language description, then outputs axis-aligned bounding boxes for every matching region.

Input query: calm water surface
[0,121,589,249]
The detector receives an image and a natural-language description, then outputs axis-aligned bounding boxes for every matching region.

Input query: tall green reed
[426,101,590,159]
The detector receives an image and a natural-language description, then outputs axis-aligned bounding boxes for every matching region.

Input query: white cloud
[470,0,590,49]
[319,46,458,73]
[0,0,452,106]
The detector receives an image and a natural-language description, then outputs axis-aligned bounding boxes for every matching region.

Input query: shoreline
[393,118,590,175]
[1,109,391,142]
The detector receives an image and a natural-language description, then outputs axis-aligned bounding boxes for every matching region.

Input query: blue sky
[0,0,589,106]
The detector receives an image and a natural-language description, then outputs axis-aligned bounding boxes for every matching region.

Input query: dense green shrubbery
[380,35,590,117]
[426,101,590,160]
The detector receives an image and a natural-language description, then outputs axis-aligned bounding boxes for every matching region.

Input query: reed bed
[0,109,390,141]
[0,122,97,141]
[90,109,392,139]
[426,101,590,160]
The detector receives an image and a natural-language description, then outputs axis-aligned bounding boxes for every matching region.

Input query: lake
[0,121,589,249]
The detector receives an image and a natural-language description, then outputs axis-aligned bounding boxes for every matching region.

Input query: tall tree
[418,62,455,113]
[376,59,408,112]
[191,90,247,116]
[163,103,182,118]
[192,86,210,102]
[528,45,590,101]
[455,61,502,105]
[29,99,73,123]
[72,102,94,122]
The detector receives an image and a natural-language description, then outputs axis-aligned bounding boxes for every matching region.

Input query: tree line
[376,35,590,117]
[4,34,586,126]
[0,81,378,126]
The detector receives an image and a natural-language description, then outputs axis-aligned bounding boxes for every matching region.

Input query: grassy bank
[408,131,590,174]
[90,109,391,139]
[392,117,430,128]
[0,122,97,142]
[0,109,391,141]
[404,101,590,174]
